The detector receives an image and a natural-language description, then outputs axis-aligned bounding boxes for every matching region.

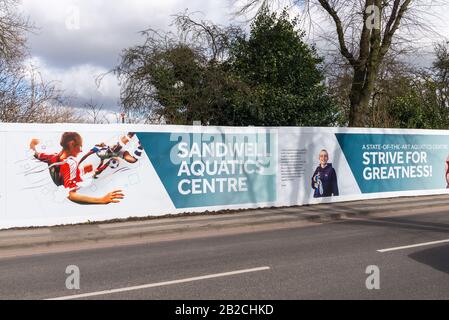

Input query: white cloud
[19,0,241,111]
[21,0,235,68]
[26,56,121,109]
[17,0,449,112]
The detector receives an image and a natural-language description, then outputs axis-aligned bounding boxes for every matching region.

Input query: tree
[238,0,443,127]
[227,8,336,126]
[384,43,449,129]
[83,99,109,124]
[327,41,449,129]
[114,10,336,126]
[0,0,80,123]
[327,52,412,126]
[433,42,449,111]
[0,0,31,65]
[0,65,82,123]
[113,14,244,125]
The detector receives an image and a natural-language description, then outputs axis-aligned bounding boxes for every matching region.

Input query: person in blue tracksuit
[311,149,339,198]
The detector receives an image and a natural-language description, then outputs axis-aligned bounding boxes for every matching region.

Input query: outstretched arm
[29,139,55,163]
[68,190,125,205]
[29,139,40,156]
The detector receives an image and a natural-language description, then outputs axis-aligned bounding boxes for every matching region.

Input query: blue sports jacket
[311,163,339,198]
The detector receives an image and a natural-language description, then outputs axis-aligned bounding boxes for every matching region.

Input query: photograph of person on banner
[311,149,339,198]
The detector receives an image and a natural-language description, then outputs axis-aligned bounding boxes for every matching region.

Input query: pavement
[1,194,449,257]
[0,195,449,258]
[1,194,449,299]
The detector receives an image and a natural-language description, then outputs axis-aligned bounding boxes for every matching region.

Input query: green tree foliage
[238,0,431,127]
[114,17,244,125]
[114,10,337,126]
[226,9,337,126]
[327,42,449,129]
[387,43,449,129]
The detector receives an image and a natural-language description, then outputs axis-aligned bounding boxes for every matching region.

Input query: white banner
[1,123,449,229]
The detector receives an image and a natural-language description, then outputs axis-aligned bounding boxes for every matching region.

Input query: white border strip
[46,266,271,300]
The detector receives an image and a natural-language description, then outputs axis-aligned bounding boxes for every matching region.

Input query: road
[1,196,449,300]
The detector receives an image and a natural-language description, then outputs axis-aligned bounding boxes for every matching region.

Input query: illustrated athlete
[29,132,124,205]
[78,132,144,179]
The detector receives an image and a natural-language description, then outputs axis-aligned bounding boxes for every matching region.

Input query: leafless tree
[0,0,82,123]
[173,11,244,63]
[433,42,449,110]
[0,64,81,123]
[83,98,110,124]
[110,12,245,125]
[0,0,32,65]
[328,41,449,128]
[236,0,447,127]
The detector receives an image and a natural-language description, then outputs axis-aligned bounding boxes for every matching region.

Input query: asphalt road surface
[1,199,449,300]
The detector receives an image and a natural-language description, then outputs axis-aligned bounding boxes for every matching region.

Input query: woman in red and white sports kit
[30,132,124,205]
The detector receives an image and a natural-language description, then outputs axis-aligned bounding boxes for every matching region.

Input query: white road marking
[378,239,449,253]
[46,266,271,300]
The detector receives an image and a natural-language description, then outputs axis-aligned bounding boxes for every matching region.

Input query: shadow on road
[340,215,449,274]
[408,244,449,275]
[338,216,449,234]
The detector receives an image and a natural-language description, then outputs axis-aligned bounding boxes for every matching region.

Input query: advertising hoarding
[1,123,449,229]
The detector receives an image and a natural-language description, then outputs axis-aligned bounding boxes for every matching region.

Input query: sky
[20,0,243,113]
[18,0,449,115]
